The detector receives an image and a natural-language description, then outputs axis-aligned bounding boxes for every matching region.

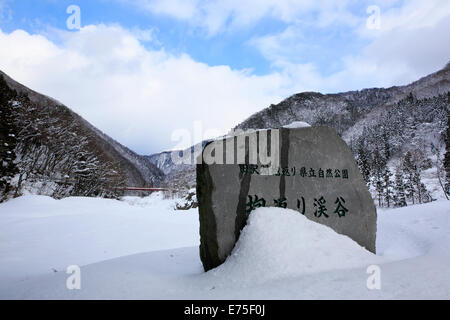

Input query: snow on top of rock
[211,207,383,284]
[283,121,311,129]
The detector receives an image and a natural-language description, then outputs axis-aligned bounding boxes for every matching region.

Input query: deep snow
[0,194,449,299]
[0,193,199,287]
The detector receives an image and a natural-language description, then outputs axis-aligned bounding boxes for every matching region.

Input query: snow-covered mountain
[235,62,449,133]
[0,71,164,200]
[234,63,450,205]
[149,62,450,204]
[146,141,210,198]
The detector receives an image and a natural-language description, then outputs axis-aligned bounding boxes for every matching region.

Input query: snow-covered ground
[0,194,449,299]
[0,194,199,291]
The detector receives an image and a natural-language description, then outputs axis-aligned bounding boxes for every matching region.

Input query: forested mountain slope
[235,62,449,134]
[0,71,164,201]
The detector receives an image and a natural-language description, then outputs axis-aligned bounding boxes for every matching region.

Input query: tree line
[351,92,450,207]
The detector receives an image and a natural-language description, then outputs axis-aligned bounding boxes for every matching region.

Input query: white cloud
[126,0,359,36]
[374,0,450,33]
[127,0,449,90]
[135,0,199,20]
[133,0,449,38]
[130,26,160,44]
[339,0,450,86]
[0,25,285,154]
[353,16,450,83]
[250,0,450,91]
[0,0,448,154]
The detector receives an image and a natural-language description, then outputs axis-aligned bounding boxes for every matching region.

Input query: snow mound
[211,207,384,284]
[283,121,311,128]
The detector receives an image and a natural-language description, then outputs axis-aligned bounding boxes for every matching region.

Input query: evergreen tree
[372,148,386,207]
[412,165,427,204]
[393,167,407,207]
[419,183,432,203]
[381,129,391,160]
[402,151,416,204]
[445,102,450,197]
[356,139,371,186]
[383,167,393,208]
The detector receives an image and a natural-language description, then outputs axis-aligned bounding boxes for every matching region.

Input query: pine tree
[383,167,393,208]
[402,151,416,204]
[393,167,407,207]
[419,183,432,203]
[381,129,391,160]
[372,148,386,207]
[445,102,450,197]
[356,139,371,186]
[412,165,426,204]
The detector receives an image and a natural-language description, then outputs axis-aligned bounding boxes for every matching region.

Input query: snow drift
[210,207,384,284]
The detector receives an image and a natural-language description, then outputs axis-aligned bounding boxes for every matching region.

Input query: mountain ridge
[235,62,450,133]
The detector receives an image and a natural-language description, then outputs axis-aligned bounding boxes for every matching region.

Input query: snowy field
[0,193,449,299]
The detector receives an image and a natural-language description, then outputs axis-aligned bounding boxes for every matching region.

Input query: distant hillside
[235,62,450,134]
[0,71,164,201]
[146,141,209,197]
[233,63,450,204]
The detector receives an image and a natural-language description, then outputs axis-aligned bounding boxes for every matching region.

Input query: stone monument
[197,126,376,271]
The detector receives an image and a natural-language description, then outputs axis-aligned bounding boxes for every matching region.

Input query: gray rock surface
[197,126,376,271]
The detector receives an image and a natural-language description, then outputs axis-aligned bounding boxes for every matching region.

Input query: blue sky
[1,0,284,74]
[0,0,449,154]
[0,0,371,76]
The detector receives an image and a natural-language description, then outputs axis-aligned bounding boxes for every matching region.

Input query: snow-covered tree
[430,142,448,200]
[402,152,416,204]
[393,167,407,207]
[0,76,18,201]
[445,103,450,197]
[383,167,393,208]
[372,148,386,207]
[355,138,371,186]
